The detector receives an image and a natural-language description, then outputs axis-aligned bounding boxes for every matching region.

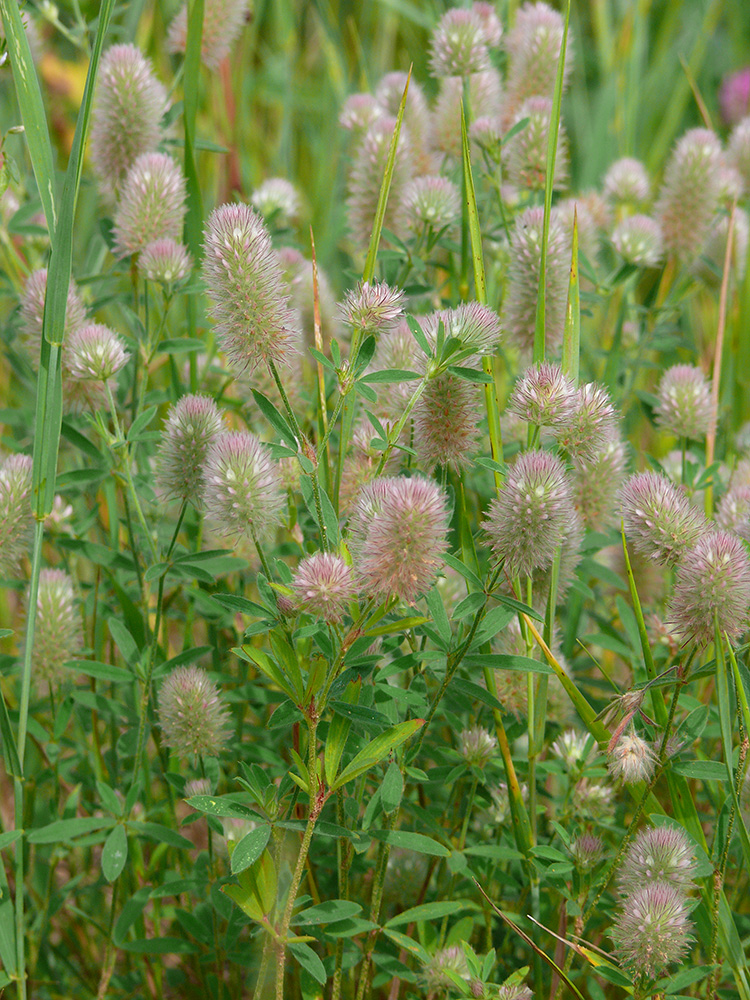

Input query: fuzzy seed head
[458,726,497,768]
[414,370,482,470]
[340,280,405,338]
[612,214,664,268]
[202,202,301,373]
[400,176,461,235]
[655,364,712,440]
[611,882,694,982]
[18,268,88,368]
[553,382,617,460]
[656,128,724,260]
[483,449,576,578]
[507,361,578,428]
[112,152,187,258]
[505,1,570,117]
[720,69,750,127]
[716,485,750,542]
[66,324,130,382]
[139,239,192,285]
[158,665,231,759]
[502,206,571,355]
[156,394,224,504]
[0,454,33,577]
[603,157,651,205]
[617,825,697,896]
[569,834,604,872]
[347,116,413,251]
[202,431,285,543]
[429,8,490,78]
[251,178,301,227]
[608,731,657,784]
[90,44,167,201]
[667,530,750,648]
[25,569,83,689]
[497,984,532,1000]
[348,476,450,604]
[291,553,356,622]
[619,471,708,566]
[167,0,251,70]
[506,96,568,191]
[728,118,750,194]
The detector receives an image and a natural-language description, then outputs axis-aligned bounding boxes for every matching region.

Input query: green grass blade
[0,0,57,234]
[183,0,205,260]
[561,208,580,386]
[362,67,410,285]
[460,101,503,490]
[533,0,571,365]
[32,0,116,518]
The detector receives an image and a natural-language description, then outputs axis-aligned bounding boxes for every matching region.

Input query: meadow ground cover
[1,1,750,998]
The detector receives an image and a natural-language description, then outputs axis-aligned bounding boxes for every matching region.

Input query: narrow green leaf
[362,68,411,283]
[236,645,298,703]
[359,369,422,384]
[289,941,327,985]
[222,850,277,922]
[324,677,359,786]
[561,208,580,385]
[130,822,193,850]
[101,825,128,883]
[231,825,271,875]
[66,659,132,684]
[293,900,362,926]
[385,900,464,928]
[0,684,21,777]
[185,795,256,820]
[331,718,424,791]
[27,816,115,844]
[380,761,404,814]
[251,389,298,447]
[0,0,57,232]
[182,0,204,259]
[464,654,554,675]
[370,828,449,857]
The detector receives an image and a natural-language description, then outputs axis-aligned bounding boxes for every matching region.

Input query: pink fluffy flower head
[167,0,251,70]
[483,449,576,578]
[572,430,628,531]
[251,178,301,228]
[18,268,88,368]
[425,302,502,358]
[720,68,750,127]
[617,825,697,896]
[112,152,187,257]
[432,69,503,158]
[507,361,578,429]
[202,431,285,544]
[400,176,461,236]
[158,665,231,760]
[473,2,503,48]
[156,394,224,505]
[619,471,707,566]
[667,530,750,648]
[655,364,712,440]
[553,382,617,460]
[291,552,356,622]
[505,1,571,118]
[716,485,750,542]
[66,324,130,382]
[502,206,571,355]
[612,215,664,268]
[0,454,33,577]
[202,202,301,374]
[569,834,604,872]
[505,96,569,191]
[603,157,651,205]
[340,280,405,338]
[139,239,192,285]
[611,882,694,982]
[428,7,490,78]
[413,370,482,470]
[26,568,83,690]
[90,44,167,201]
[348,476,450,604]
[728,117,750,194]
[656,128,724,260]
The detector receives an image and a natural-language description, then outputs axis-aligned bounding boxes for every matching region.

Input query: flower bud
[716,485,750,542]
[400,176,461,236]
[569,834,604,872]
[458,726,497,768]
[340,280,405,339]
[507,361,578,429]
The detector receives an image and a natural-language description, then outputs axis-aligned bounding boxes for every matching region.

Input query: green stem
[354,811,397,1000]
